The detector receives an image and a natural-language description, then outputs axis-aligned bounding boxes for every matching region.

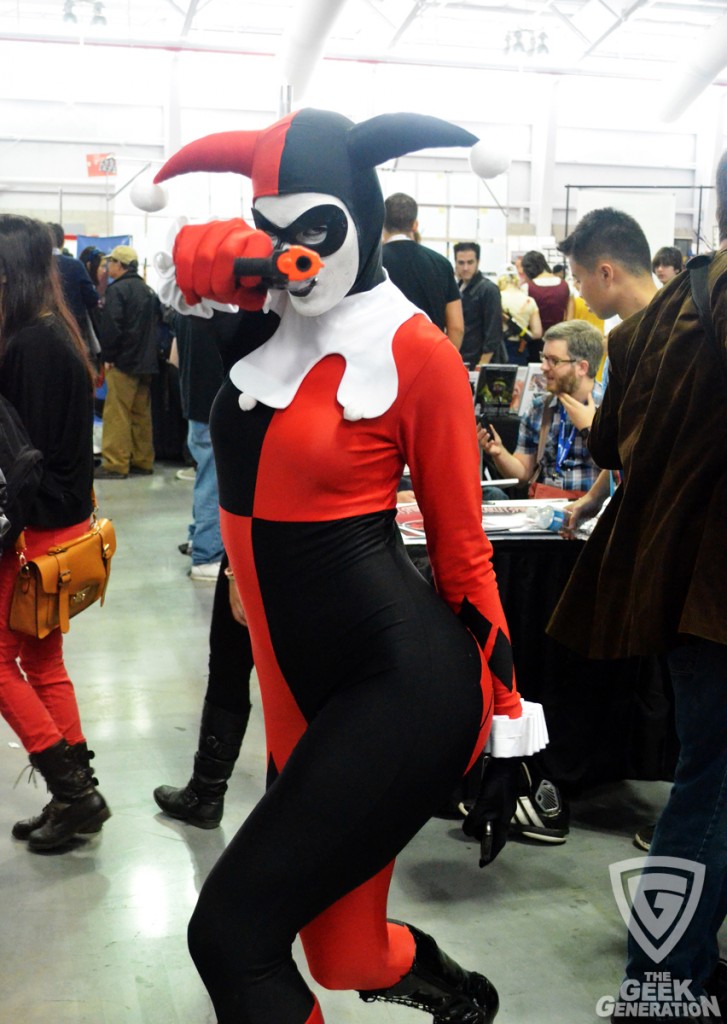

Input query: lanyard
[555,409,576,473]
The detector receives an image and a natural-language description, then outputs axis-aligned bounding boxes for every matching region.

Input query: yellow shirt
[572,295,604,332]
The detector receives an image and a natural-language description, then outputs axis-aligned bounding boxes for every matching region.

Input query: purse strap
[15,487,100,559]
[529,399,555,488]
[53,549,73,634]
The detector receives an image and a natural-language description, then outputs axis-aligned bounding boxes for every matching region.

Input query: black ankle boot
[153,700,249,829]
[12,742,105,841]
[25,739,111,852]
[359,924,499,1023]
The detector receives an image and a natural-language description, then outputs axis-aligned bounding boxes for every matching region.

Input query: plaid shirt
[516,393,601,493]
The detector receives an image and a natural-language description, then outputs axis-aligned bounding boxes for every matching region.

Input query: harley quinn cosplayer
[151,108,546,1024]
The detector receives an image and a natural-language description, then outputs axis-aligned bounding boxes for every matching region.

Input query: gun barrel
[233,245,323,285]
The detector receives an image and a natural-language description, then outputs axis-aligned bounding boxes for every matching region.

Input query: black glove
[462,756,520,867]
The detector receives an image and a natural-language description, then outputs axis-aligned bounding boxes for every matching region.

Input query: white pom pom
[469,141,510,180]
[238,394,257,412]
[131,180,168,213]
[343,404,363,422]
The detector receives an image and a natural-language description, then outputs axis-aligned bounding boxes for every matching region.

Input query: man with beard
[477,318,604,497]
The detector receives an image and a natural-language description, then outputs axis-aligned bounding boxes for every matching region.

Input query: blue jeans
[625,638,727,997]
[187,420,223,566]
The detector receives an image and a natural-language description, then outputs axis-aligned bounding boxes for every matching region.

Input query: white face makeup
[253,192,360,317]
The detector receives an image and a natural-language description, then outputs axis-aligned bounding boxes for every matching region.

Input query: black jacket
[55,254,100,327]
[100,271,160,375]
[459,271,504,369]
[0,315,94,529]
[174,309,245,423]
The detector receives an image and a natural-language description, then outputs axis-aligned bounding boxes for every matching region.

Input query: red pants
[0,521,88,754]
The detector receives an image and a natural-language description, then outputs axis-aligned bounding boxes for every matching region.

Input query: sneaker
[178,541,192,556]
[176,467,196,481]
[129,466,153,476]
[633,823,655,852]
[509,761,569,843]
[94,466,128,480]
[189,561,221,582]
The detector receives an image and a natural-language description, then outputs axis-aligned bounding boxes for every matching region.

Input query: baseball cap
[105,245,138,266]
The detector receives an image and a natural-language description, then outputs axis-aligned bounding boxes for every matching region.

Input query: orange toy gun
[233,245,324,290]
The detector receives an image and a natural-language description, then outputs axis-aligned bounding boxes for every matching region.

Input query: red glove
[172,219,273,311]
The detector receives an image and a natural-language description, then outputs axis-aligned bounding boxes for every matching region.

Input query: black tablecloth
[406,534,678,794]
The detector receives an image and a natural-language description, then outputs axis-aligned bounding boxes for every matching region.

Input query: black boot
[359,924,499,1023]
[12,741,105,841]
[153,700,249,829]
[25,739,111,852]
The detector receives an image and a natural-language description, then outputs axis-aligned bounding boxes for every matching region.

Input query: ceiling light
[91,2,106,25]
[536,31,549,55]
[513,30,525,53]
[63,1,77,23]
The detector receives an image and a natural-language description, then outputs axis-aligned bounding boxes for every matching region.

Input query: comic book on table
[396,502,427,544]
[473,364,518,420]
[517,363,548,419]
[510,365,528,414]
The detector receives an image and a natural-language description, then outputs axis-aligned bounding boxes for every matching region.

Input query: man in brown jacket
[558,206,657,529]
[549,160,727,1021]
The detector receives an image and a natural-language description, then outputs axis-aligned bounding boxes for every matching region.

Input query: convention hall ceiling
[0,0,725,84]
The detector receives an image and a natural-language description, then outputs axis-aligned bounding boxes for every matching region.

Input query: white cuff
[153,217,239,319]
[153,250,239,320]
[484,699,548,758]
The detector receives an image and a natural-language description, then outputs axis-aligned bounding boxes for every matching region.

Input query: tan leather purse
[9,512,116,639]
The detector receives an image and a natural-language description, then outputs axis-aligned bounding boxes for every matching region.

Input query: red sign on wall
[86,153,117,177]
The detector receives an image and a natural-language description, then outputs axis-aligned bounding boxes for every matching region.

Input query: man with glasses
[477,319,604,498]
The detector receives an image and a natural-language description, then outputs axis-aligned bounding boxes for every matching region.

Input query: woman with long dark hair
[0,214,110,852]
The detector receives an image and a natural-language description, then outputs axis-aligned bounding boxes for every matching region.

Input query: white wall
[0,37,724,284]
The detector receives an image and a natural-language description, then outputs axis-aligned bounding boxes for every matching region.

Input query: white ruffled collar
[228,278,421,421]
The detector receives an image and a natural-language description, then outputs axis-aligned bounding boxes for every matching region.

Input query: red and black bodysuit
[154,108,530,1024]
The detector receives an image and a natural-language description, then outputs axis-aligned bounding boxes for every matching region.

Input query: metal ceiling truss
[0,0,725,85]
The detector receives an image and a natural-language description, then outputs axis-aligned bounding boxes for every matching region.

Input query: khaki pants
[100,367,154,474]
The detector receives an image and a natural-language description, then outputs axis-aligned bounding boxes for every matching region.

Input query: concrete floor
[0,465,687,1023]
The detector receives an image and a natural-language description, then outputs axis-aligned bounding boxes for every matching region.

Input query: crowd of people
[0,104,721,1024]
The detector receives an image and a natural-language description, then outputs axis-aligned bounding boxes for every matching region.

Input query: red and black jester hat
[154,107,478,296]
